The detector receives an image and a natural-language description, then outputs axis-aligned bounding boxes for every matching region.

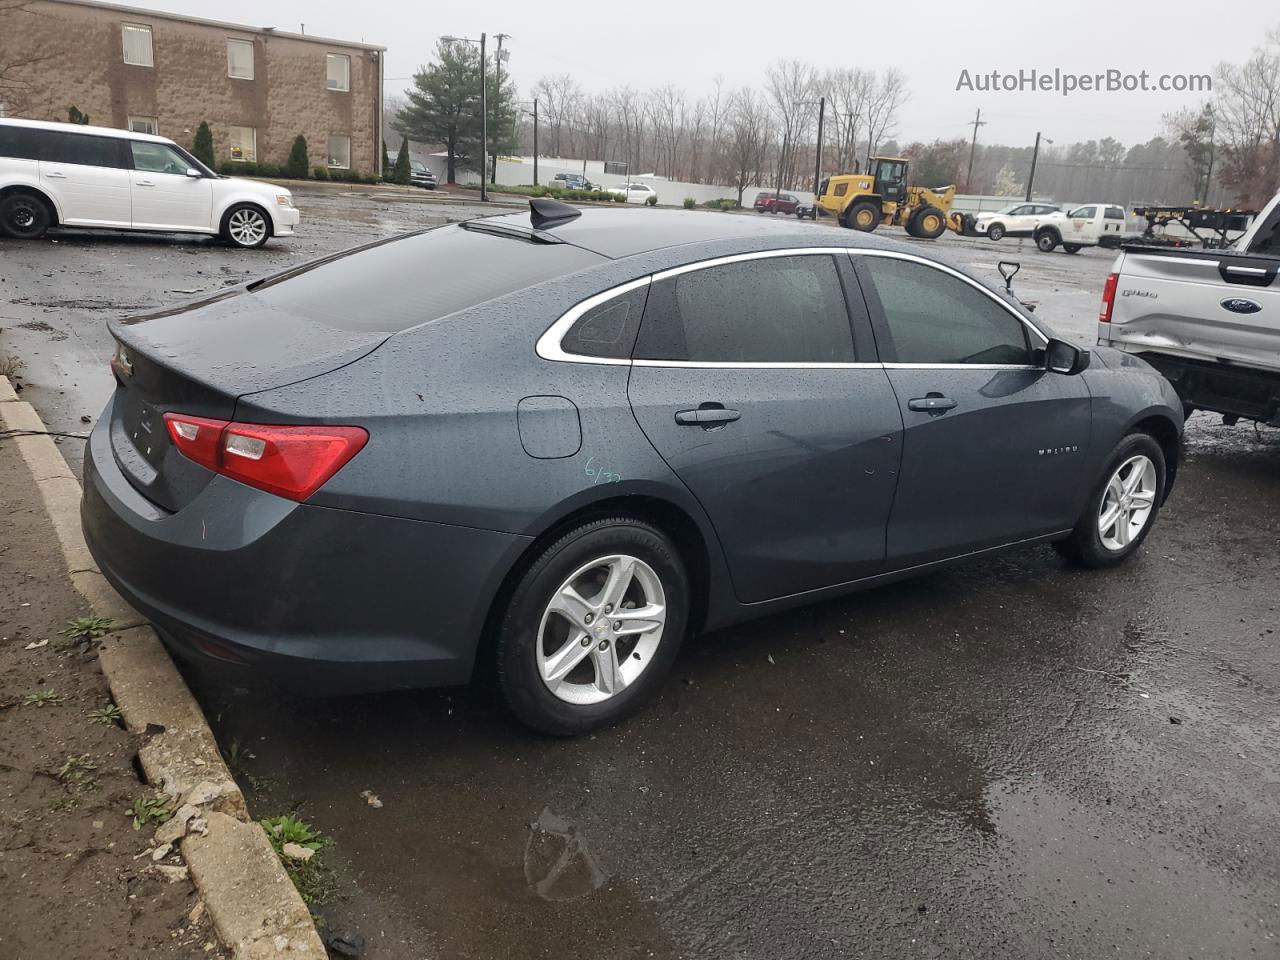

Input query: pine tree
[393,139,411,185]
[67,105,89,125]
[191,122,214,166]
[286,135,309,179]
[382,140,392,178]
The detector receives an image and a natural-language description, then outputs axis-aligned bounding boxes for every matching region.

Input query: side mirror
[1045,337,1090,375]
[185,168,203,178]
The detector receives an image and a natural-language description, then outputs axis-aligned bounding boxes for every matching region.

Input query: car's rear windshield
[249,224,607,332]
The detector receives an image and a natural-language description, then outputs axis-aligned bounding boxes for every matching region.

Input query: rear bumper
[81,400,527,694]
[1128,351,1280,424]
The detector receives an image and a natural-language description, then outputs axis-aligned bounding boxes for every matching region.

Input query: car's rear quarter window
[250,224,607,332]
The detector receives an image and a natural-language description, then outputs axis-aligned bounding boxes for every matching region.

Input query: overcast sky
[160,0,1271,148]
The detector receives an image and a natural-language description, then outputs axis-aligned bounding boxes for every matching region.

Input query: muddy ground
[2,189,1278,958]
[0,435,226,959]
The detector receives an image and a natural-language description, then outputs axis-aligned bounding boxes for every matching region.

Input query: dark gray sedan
[82,201,1184,734]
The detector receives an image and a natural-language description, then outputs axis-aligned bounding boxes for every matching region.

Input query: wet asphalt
[2,191,1278,958]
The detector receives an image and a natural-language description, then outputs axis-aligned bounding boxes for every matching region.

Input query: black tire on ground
[220,203,272,249]
[1063,243,1082,254]
[845,200,880,232]
[987,222,1006,241]
[496,517,689,736]
[1035,229,1060,253]
[0,191,53,240]
[1053,432,1166,569]
[912,205,947,239]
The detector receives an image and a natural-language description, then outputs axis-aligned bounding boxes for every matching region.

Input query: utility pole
[490,33,509,184]
[965,107,986,193]
[1202,117,1216,205]
[479,32,487,201]
[532,99,539,186]
[1025,132,1053,202]
[812,96,825,217]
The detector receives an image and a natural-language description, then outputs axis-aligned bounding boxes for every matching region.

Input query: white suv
[0,118,299,248]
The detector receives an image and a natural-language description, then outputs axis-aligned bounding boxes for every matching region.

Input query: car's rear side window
[250,224,607,333]
[561,285,649,360]
[0,125,40,160]
[42,131,125,168]
[633,255,856,363]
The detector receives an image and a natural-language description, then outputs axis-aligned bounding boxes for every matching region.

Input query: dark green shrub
[382,140,392,178]
[312,165,329,181]
[192,122,214,166]
[612,192,627,203]
[67,105,90,125]
[645,194,658,206]
[392,141,411,185]
[683,197,696,209]
[286,135,309,179]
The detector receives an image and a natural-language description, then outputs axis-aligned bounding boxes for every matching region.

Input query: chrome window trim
[535,276,652,366]
[536,245,1050,370]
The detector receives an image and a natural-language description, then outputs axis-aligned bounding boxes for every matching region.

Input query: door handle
[135,179,155,187]
[45,171,67,179]
[675,406,741,426]
[908,396,957,413]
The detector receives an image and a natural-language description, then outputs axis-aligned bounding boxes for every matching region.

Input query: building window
[226,39,254,80]
[327,135,350,169]
[326,54,350,92]
[122,23,153,66]
[128,116,158,135]
[228,126,257,162]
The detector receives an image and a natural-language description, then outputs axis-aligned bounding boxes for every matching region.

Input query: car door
[37,130,131,227]
[627,250,904,603]
[852,251,1091,567]
[126,141,213,231]
[1064,205,1098,243]
[1006,204,1036,233]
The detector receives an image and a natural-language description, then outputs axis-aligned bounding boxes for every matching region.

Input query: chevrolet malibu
[82,201,1183,734]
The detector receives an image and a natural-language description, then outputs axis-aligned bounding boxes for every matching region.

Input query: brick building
[0,0,384,175]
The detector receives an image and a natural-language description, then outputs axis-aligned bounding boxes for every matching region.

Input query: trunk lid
[108,289,387,511]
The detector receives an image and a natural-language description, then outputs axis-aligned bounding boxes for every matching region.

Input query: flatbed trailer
[1129,205,1257,249]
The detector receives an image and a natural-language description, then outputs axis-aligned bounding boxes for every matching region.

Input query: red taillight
[1099,272,1119,324]
[162,413,367,502]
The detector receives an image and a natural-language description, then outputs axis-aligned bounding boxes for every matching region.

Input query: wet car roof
[480,207,828,260]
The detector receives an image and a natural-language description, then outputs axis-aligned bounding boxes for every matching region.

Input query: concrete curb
[0,377,326,960]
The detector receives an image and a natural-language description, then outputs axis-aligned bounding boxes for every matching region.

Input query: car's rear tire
[987,222,1006,241]
[844,201,880,232]
[496,517,689,736]
[1035,228,1060,253]
[1054,433,1166,569]
[0,191,53,240]
[220,203,271,249]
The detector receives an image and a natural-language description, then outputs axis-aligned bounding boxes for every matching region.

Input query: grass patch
[87,704,123,726]
[22,689,62,707]
[57,753,98,788]
[261,814,337,905]
[129,793,174,830]
[61,615,114,642]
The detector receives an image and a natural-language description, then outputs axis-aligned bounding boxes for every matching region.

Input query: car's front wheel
[1055,433,1166,568]
[496,518,688,735]
[0,191,53,240]
[987,222,1006,241]
[1035,228,1060,253]
[221,203,271,249]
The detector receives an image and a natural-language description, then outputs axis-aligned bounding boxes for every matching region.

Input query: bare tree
[727,88,770,204]
[651,85,687,179]
[1213,28,1280,206]
[533,74,582,158]
[825,68,873,172]
[0,1,55,117]
[766,60,816,190]
[864,68,909,161]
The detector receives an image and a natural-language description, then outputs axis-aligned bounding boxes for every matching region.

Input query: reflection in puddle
[524,807,607,901]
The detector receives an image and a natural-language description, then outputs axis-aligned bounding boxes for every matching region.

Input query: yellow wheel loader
[814,157,974,239]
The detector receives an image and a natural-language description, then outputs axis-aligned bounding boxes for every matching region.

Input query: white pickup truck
[1034,203,1130,254]
[1097,191,1279,425]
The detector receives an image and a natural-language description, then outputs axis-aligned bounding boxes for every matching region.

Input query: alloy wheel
[227,208,267,246]
[1098,454,1157,551]
[536,554,667,705]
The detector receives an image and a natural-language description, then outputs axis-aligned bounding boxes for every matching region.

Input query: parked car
[1034,203,1130,253]
[973,202,1061,240]
[755,192,802,215]
[1098,189,1279,425]
[83,201,1183,735]
[609,182,658,204]
[0,118,298,248]
[552,173,592,191]
[409,160,437,190]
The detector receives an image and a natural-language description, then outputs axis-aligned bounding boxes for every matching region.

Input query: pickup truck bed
[1098,201,1280,425]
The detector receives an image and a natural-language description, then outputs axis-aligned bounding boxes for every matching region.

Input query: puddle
[524,807,607,901]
